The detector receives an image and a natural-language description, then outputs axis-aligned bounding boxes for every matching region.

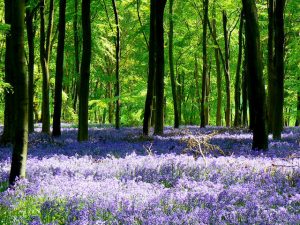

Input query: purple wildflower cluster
[0,125,299,224]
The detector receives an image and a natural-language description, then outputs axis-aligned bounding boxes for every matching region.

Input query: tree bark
[9,0,29,185]
[201,0,209,128]
[78,0,91,141]
[241,51,248,127]
[143,0,156,135]
[168,0,179,128]
[222,11,231,127]
[52,0,66,137]
[212,18,222,126]
[112,0,121,129]
[1,0,15,144]
[40,0,52,134]
[72,0,80,112]
[272,0,285,139]
[26,6,35,133]
[154,0,167,135]
[243,0,268,150]
[267,0,275,133]
[234,11,244,127]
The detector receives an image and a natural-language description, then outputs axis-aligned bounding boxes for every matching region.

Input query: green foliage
[0,0,298,126]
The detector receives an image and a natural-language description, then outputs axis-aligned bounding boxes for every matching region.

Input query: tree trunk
[272,0,285,139]
[241,52,248,127]
[201,0,209,128]
[154,0,167,135]
[143,0,156,135]
[222,11,231,127]
[112,0,121,129]
[267,0,275,133]
[52,0,66,137]
[1,0,15,144]
[78,0,91,141]
[243,0,268,150]
[40,0,52,134]
[168,0,179,128]
[72,0,80,112]
[9,0,29,185]
[26,7,35,133]
[212,18,222,126]
[234,11,243,127]
[194,54,201,120]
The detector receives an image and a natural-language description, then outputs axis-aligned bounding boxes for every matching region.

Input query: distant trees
[1,0,15,145]
[2,0,298,152]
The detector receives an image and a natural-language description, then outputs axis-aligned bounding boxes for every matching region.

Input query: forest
[0,0,299,224]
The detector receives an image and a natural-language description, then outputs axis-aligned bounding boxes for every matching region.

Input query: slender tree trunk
[212,19,222,126]
[26,7,35,133]
[1,0,15,144]
[177,72,182,124]
[267,0,275,133]
[112,0,121,129]
[154,0,167,135]
[272,0,285,139]
[194,54,201,119]
[205,61,211,125]
[201,0,209,128]
[222,11,231,127]
[40,0,52,134]
[234,11,244,127]
[46,0,54,62]
[168,0,179,128]
[242,51,248,127]
[52,0,66,137]
[9,0,29,185]
[243,0,268,150]
[78,0,91,141]
[73,0,80,112]
[143,0,156,135]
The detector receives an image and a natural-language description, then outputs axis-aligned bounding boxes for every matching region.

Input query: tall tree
[154,0,167,135]
[267,0,275,133]
[212,18,222,126]
[272,0,285,139]
[26,3,37,133]
[241,52,248,127]
[9,0,29,185]
[78,0,91,141]
[201,0,209,128]
[1,0,15,144]
[53,0,67,137]
[168,0,180,128]
[242,0,268,150]
[112,0,121,129]
[40,0,54,134]
[234,11,244,127]
[222,10,231,127]
[72,0,80,111]
[143,0,156,135]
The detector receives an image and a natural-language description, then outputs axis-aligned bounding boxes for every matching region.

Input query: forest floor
[0,125,299,224]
